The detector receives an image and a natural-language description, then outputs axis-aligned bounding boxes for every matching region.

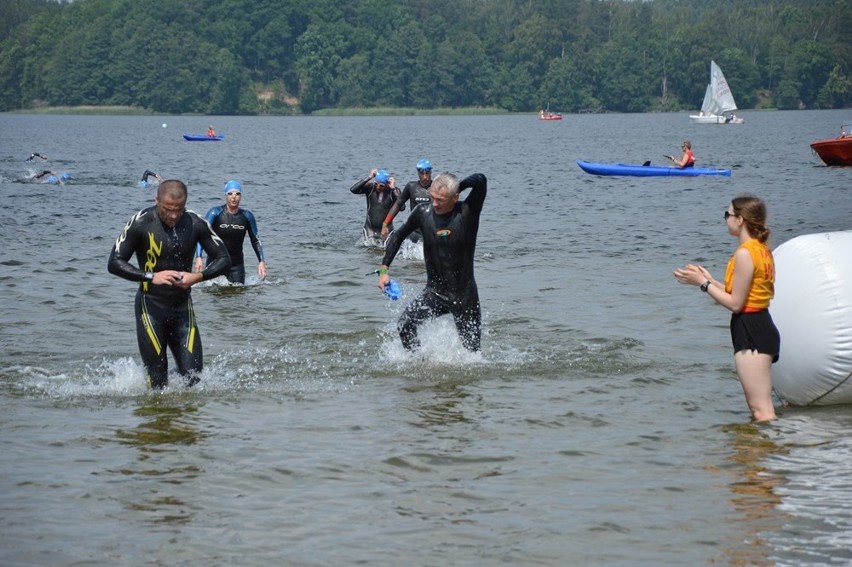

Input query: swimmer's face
[430,185,458,215]
[226,190,241,208]
[156,193,186,228]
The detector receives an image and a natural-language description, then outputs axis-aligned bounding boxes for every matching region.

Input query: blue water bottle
[384,279,401,300]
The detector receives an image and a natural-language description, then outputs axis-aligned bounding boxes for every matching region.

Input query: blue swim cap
[416,159,432,171]
[224,180,242,193]
[374,169,390,184]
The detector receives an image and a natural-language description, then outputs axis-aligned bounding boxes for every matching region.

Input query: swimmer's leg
[135,293,169,389]
[452,303,482,352]
[168,298,203,387]
[398,291,445,350]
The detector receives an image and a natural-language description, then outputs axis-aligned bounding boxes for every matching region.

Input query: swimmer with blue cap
[381,158,434,241]
[194,179,267,284]
[349,168,401,246]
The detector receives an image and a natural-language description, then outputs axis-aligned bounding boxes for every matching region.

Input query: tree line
[0,0,849,115]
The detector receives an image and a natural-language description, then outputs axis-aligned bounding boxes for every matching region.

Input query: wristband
[378,268,388,276]
[700,280,711,292]
[384,215,393,225]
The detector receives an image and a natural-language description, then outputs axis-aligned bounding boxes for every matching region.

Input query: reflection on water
[717,423,787,566]
[111,400,205,525]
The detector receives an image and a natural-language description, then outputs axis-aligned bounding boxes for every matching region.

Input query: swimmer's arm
[196,217,231,281]
[459,173,487,213]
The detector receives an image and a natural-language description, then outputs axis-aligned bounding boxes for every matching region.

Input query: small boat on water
[183,134,225,141]
[689,61,743,125]
[539,110,562,121]
[810,122,852,166]
[577,160,731,177]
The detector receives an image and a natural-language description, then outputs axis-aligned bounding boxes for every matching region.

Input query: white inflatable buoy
[772,231,852,405]
[162,123,167,128]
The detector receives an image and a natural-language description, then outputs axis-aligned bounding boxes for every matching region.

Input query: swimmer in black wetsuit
[33,170,55,179]
[26,152,47,162]
[377,172,487,351]
[349,168,402,245]
[194,179,267,284]
[381,158,433,242]
[141,169,162,183]
[108,180,231,389]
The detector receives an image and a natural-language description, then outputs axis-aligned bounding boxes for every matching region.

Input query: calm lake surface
[1,110,851,566]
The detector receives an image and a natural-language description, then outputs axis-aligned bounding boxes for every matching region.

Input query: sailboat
[689,61,743,124]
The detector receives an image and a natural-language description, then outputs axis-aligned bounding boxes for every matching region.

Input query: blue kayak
[577,160,731,177]
[183,134,225,141]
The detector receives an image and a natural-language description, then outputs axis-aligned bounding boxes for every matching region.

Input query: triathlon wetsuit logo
[143,232,163,292]
[436,229,452,237]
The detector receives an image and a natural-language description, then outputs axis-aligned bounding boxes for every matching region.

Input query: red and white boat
[539,110,562,121]
[810,122,852,166]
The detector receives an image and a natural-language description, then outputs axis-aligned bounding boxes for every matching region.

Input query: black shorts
[730,310,780,363]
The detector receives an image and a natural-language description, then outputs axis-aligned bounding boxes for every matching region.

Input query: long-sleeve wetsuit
[195,206,265,283]
[108,206,230,388]
[349,177,401,241]
[389,179,432,241]
[381,173,487,351]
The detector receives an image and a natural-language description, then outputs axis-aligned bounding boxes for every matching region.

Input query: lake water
[1,110,851,566]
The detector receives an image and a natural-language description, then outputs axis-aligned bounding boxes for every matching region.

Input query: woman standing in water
[674,194,779,421]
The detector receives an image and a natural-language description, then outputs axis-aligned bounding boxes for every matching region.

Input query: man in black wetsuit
[377,172,487,351]
[108,179,231,389]
[194,179,267,284]
[349,168,401,245]
[380,158,433,242]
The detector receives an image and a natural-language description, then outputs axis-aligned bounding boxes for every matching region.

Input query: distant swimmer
[381,158,433,242]
[26,152,48,162]
[195,179,267,284]
[33,170,56,179]
[349,168,402,245]
[139,169,163,186]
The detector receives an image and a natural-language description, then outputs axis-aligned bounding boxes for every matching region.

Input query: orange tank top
[724,239,775,310]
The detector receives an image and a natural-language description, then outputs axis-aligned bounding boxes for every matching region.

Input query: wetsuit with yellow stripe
[108,206,230,388]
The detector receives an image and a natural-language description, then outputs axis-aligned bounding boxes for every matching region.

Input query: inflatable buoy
[772,231,852,405]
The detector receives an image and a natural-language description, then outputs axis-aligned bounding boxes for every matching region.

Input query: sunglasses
[724,211,738,220]
[417,169,431,174]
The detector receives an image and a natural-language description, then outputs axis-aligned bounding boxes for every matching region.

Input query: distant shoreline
[4,105,785,116]
[5,105,513,117]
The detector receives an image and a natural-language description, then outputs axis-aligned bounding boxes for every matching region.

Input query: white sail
[699,84,714,114]
[690,61,743,124]
[709,60,738,113]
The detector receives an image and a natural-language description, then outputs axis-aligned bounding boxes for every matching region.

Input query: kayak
[183,134,225,141]
[577,160,731,177]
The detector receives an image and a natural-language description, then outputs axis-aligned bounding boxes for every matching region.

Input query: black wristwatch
[700,280,711,292]
[144,271,154,282]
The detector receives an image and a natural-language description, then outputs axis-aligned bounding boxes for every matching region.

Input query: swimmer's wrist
[383,215,393,225]
[378,267,389,276]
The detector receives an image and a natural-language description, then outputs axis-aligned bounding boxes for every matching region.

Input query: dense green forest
[0,0,849,114]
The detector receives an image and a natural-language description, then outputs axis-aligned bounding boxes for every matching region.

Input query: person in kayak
[194,179,267,284]
[349,168,401,245]
[668,140,695,168]
[377,172,487,352]
[673,194,779,422]
[207,125,216,137]
[108,179,231,389]
[381,158,433,242]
